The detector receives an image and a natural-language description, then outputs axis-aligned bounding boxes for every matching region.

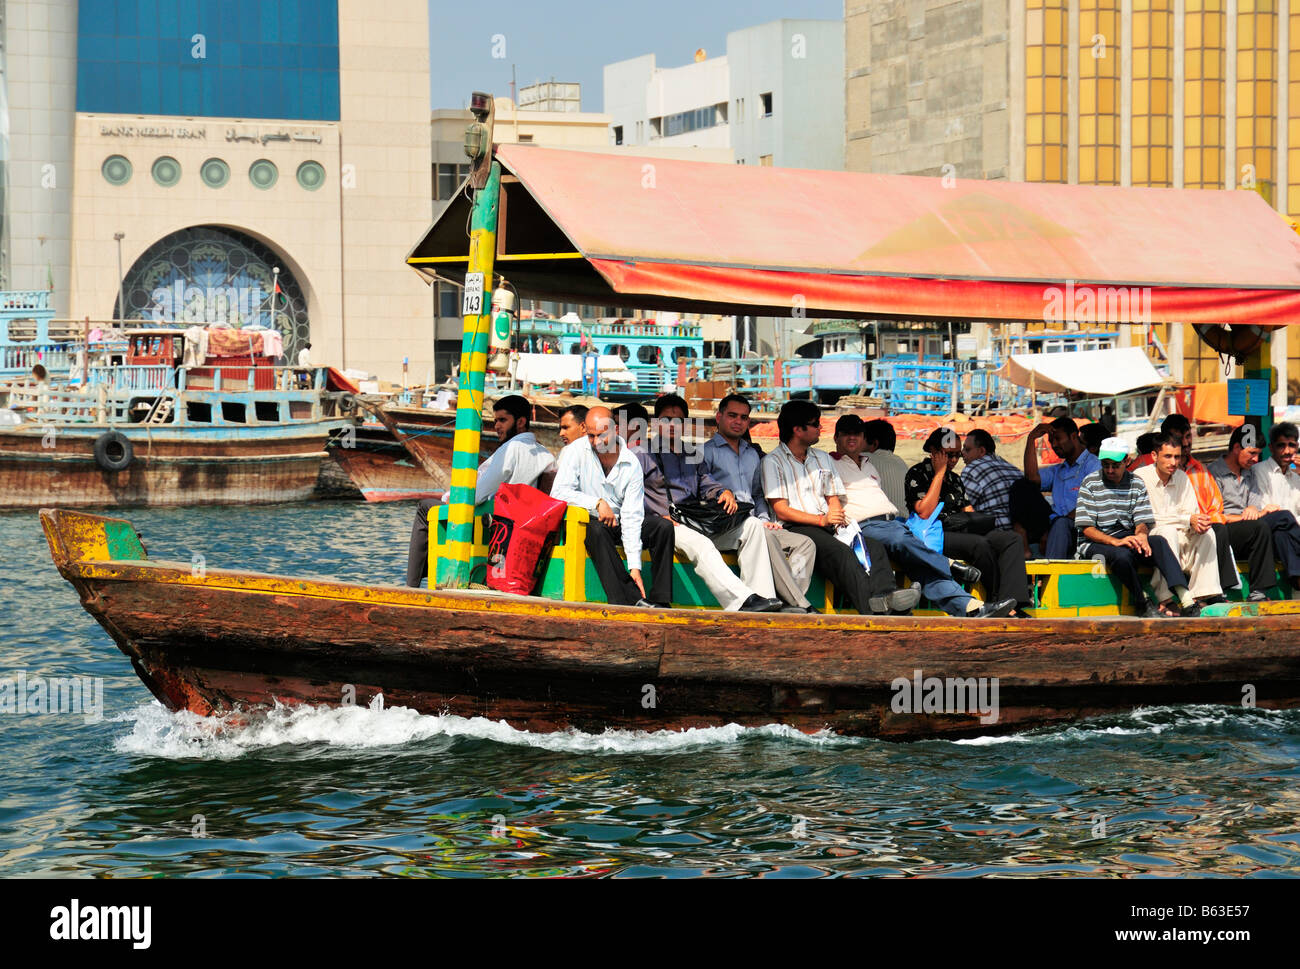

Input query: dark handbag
[652,451,754,537]
[943,510,996,535]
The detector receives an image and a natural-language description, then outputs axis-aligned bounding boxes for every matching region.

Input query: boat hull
[41,509,1300,740]
[0,426,338,509]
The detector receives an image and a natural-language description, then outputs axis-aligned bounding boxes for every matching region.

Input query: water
[3,503,1299,877]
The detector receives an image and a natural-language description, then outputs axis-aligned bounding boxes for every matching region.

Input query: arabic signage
[96,124,324,145]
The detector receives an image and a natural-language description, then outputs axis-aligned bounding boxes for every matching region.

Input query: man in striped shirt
[960,429,1022,530]
[1075,437,1187,618]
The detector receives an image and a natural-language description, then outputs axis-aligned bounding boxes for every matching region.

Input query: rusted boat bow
[41,508,1300,740]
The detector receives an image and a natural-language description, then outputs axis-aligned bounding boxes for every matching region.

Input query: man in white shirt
[1249,421,1300,518]
[1134,432,1221,615]
[297,342,312,367]
[762,400,920,615]
[405,395,557,587]
[550,405,675,607]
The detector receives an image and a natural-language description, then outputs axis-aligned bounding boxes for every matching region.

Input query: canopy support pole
[1243,330,1275,446]
[439,158,502,589]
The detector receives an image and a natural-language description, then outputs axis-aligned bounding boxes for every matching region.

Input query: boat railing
[1,344,78,379]
[86,365,175,392]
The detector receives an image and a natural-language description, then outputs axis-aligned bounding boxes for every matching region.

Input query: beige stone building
[7,0,432,383]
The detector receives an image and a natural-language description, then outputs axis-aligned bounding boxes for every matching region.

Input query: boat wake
[111,699,1300,760]
[110,699,856,760]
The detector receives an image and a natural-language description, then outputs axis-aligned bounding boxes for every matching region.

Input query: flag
[273,278,288,306]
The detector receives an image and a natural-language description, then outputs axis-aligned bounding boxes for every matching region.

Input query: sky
[427,0,844,112]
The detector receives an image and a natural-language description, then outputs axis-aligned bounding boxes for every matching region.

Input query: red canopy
[407,144,1300,325]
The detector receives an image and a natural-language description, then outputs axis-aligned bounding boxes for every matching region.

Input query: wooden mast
[440,94,501,589]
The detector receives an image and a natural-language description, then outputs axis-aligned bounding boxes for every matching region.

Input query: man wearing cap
[1076,437,1187,618]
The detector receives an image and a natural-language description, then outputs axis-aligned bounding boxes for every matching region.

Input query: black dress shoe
[950,561,982,585]
[740,594,784,613]
[971,597,1016,618]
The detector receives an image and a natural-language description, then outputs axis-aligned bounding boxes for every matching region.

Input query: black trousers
[786,524,896,614]
[1264,510,1300,583]
[943,528,1033,608]
[405,498,440,587]
[585,516,676,606]
[1080,531,1185,609]
[1212,520,1270,592]
[1008,478,1077,558]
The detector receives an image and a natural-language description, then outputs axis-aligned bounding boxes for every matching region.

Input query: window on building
[663,105,721,137]
[436,163,470,200]
[736,97,745,122]
[438,284,459,318]
[637,346,661,365]
[613,125,624,145]
[518,134,534,143]
[761,92,773,117]
[671,347,698,363]
[605,344,630,361]
[650,117,663,138]
[759,154,774,166]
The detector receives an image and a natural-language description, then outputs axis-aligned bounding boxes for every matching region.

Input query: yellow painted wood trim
[407,252,585,264]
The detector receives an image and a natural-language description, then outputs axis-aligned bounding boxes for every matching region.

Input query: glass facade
[1236,0,1277,203]
[1025,0,1069,182]
[1183,0,1226,189]
[1290,6,1300,215]
[1131,0,1173,186]
[76,0,340,121]
[1078,0,1121,184]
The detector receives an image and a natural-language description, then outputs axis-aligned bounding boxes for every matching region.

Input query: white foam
[111,699,858,760]
[952,704,1292,746]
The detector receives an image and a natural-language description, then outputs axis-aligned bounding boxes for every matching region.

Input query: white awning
[996,347,1166,396]
[511,353,632,385]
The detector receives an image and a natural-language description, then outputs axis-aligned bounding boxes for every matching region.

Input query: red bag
[486,482,569,595]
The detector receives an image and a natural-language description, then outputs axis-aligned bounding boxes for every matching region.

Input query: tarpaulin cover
[480,144,1300,325]
[996,347,1166,395]
[511,353,630,385]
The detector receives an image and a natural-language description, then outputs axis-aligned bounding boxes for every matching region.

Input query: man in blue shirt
[1010,417,1101,559]
[699,394,818,612]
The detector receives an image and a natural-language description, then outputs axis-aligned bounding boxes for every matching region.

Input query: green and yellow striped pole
[439,159,501,589]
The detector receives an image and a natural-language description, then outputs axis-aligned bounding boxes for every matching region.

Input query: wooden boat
[41,128,1300,740]
[1,327,356,509]
[40,507,1300,739]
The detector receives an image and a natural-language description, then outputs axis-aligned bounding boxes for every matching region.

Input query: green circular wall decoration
[296,160,326,191]
[151,156,181,187]
[102,155,132,185]
[249,159,278,190]
[200,158,230,188]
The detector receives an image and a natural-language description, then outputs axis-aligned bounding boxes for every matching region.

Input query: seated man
[550,405,675,608]
[1209,423,1300,597]
[1250,420,1300,518]
[904,427,1033,618]
[556,403,589,446]
[959,428,1022,530]
[698,393,820,613]
[1134,433,1222,615]
[828,415,1015,619]
[1161,413,1265,602]
[405,394,556,588]
[634,394,783,613]
[762,401,919,615]
[1011,417,1101,559]
[1075,438,1186,619]
[861,418,909,513]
